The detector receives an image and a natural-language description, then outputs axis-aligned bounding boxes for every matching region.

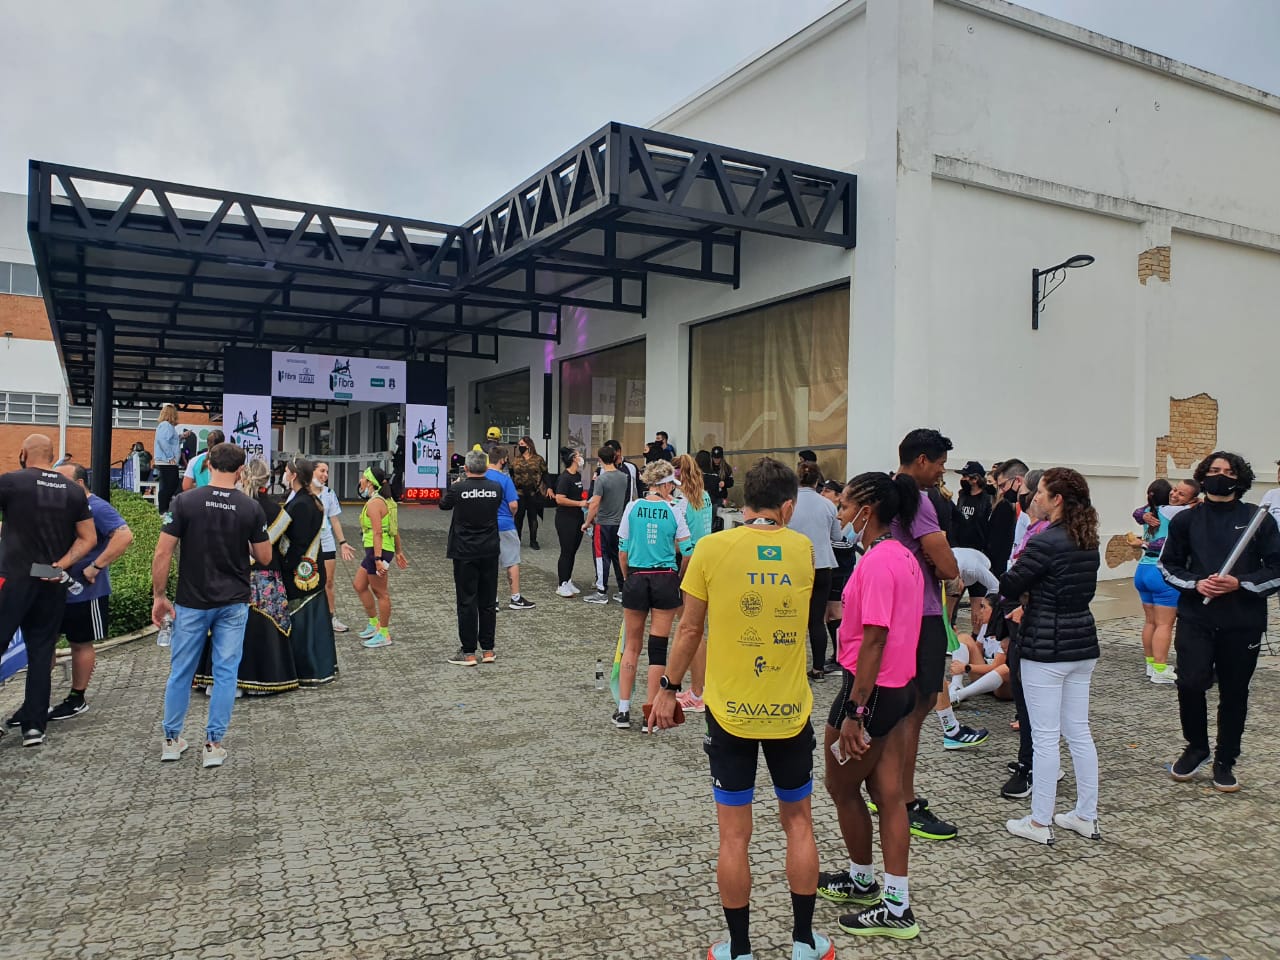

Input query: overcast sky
[2,0,1276,225]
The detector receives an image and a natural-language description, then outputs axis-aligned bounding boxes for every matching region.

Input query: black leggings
[156,464,180,513]
[555,511,583,584]
[808,567,834,671]
[515,496,543,544]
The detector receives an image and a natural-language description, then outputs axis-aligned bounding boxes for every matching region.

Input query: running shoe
[1212,762,1240,793]
[907,798,957,840]
[566,580,582,595]
[676,690,705,713]
[1005,814,1054,845]
[611,710,631,730]
[791,931,835,960]
[1053,812,1101,839]
[823,658,841,675]
[1170,745,1211,781]
[1145,662,1154,679]
[583,591,610,605]
[817,869,882,905]
[481,650,497,665]
[530,540,540,550]
[1150,667,1177,685]
[707,941,753,960]
[362,633,392,649]
[3,712,19,729]
[358,621,380,640]
[1001,765,1032,800]
[556,583,576,598]
[47,696,89,721]
[838,902,920,940]
[161,737,189,762]
[202,743,228,768]
[21,728,45,747]
[613,592,623,604]
[447,648,477,667]
[943,724,989,750]
[508,595,536,610]
[331,616,349,633]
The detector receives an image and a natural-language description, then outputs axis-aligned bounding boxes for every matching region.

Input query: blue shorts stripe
[774,780,813,803]
[713,786,755,806]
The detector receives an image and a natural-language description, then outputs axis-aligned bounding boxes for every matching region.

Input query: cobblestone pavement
[2,506,1277,960]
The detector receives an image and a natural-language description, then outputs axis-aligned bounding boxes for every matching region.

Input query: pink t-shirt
[837,539,924,688]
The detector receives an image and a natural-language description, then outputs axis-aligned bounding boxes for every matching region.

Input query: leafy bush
[105,489,175,636]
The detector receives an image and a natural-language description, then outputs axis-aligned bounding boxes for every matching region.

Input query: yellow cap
[486,427,501,440]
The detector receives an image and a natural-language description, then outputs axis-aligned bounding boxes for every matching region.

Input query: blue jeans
[163,603,249,743]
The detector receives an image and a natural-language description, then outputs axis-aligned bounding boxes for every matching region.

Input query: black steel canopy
[28,122,856,416]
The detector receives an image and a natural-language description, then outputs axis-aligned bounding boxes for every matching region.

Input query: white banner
[222,394,273,465]
[404,404,447,489]
[272,351,405,402]
[566,414,592,454]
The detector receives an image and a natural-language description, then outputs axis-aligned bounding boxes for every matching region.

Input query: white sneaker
[1006,815,1055,845]
[203,743,228,768]
[1145,662,1154,678]
[332,616,349,633]
[1150,667,1177,684]
[556,582,575,598]
[567,580,582,595]
[161,737,189,762]
[1053,812,1101,840]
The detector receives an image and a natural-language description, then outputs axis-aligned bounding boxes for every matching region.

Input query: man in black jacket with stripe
[1159,451,1280,792]
[440,450,504,667]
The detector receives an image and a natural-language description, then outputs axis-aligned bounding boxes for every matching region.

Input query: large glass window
[689,287,849,502]
[475,370,530,446]
[0,392,59,425]
[560,340,646,466]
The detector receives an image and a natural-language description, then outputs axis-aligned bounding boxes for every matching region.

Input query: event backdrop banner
[222,394,272,463]
[272,351,406,402]
[1,628,26,683]
[404,404,447,489]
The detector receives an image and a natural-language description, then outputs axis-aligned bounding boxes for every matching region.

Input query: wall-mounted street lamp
[1032,254,1095,330]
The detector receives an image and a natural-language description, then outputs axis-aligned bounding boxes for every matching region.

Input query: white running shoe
[556,582,575,598]
[203,743,228,768]
[332,616,349,633]
[161,737,189,762]
[1145,662,1154,678]
[1053,812,1101,840]
[1006,815,1055,845]
[567,580,582,595]
[1150,668,1177,684]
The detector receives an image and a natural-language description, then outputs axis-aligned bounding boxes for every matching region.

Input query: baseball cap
[711,446,724,457]
[959,460,986,477]
[486,426,501,440]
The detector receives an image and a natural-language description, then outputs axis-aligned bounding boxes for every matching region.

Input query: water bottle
[157,615,174,648]
[595,659,605,691]
[58,570,84,597]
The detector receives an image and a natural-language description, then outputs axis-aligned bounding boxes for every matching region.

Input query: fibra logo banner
[757,545,783,561]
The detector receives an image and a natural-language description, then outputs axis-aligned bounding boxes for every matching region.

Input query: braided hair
[844,471,921,529]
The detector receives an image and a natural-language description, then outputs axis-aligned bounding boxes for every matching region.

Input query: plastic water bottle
[595,659,605,691]
[156,615,174,648]
[58,570,84,597]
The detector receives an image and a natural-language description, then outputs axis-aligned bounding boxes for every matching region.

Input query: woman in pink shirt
[817,472,924,941]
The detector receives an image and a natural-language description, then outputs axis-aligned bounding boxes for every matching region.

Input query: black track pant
[453,557,498,653]
[1006,640,1034,770]
[556,511,584,585]
[0,577,67,734]
[156,464,180,513]
[515,496,542,545]
[1175,618,1262,767]
[807,567,833,671]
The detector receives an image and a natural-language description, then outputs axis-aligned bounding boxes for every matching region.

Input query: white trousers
[1021,657,1099,825]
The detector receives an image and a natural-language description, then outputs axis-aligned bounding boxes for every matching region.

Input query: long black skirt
[194,570,299,695]
[289,592,338,686]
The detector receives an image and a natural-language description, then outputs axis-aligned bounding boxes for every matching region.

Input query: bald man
[0,435,96,746]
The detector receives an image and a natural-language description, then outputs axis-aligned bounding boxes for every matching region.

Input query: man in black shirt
[440,450,503,667]
[1158,451,1280,792]
[152,443,271,768]
[0,434,96,746]
[951,461,993,555]
[986,458,1027,574]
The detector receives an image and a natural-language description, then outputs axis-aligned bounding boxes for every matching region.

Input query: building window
[0,391,59,424]
[0,262,40,297]
[475,370,530,447]
[689,287,849,502]
[559,340,646,465]
[68,405,154,428]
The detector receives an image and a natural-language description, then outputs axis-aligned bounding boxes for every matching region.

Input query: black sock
[791,892,816,948]
[69,689,85,700]
[724,905,750,958]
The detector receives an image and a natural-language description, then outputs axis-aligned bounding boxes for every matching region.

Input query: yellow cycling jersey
[681,524,815,738]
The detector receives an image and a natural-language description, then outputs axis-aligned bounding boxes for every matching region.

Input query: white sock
[953,669,1004,702]
[618,699,630,713]
[936,706,960,736]
[883,873,909,916]
[849,861,874,887]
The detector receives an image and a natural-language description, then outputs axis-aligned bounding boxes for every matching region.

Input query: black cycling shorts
[703,710,815,807]
[621,570,682,612]
[826,670,916,739]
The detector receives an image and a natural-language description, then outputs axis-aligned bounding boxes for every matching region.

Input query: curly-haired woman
[1000,467,1102,846]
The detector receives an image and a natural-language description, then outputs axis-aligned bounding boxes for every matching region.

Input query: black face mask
[1201,474,1238,498]
[1003,487,1019,504]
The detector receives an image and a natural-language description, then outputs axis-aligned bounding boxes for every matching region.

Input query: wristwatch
[87,563,100,573]
[964,664,972,674]
[659,675,682,693]
[845,702,870,721]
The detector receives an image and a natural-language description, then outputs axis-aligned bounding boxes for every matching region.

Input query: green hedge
[104,488,175,636]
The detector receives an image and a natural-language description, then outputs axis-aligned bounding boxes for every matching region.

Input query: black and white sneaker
[3,712,20,729]
[943,724,990,750]
[1212,762,1240,793]
[838,902,920,940]
[611,710,631,730]
[1170,745,1211,782]
[48,696,89,722]
[508,595,536,610]
[1001,764,1032,800]
[583,591,610,605]
[22,728,46,747]
[612,592,624,604]
[817,869,882,905]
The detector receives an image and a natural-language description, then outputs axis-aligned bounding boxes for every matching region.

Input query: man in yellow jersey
[652,458,834,960]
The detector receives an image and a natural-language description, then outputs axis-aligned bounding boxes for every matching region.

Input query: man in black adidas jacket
[1158,450,1280,792]
[440,450,504,666]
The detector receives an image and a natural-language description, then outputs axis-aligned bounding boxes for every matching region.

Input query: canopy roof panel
[29,122,856,412]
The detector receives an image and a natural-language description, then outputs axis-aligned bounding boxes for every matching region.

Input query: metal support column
[90,316,114,500]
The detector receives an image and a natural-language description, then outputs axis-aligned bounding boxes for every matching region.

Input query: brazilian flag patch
[757,544,783,561]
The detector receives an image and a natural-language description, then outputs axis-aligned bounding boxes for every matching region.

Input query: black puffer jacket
[999,522,1100,663]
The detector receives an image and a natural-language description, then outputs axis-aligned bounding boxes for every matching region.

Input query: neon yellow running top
[360,495,398,549]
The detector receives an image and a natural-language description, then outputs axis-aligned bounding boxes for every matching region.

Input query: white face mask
[359,486,373,500]
[851,506,872,547]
